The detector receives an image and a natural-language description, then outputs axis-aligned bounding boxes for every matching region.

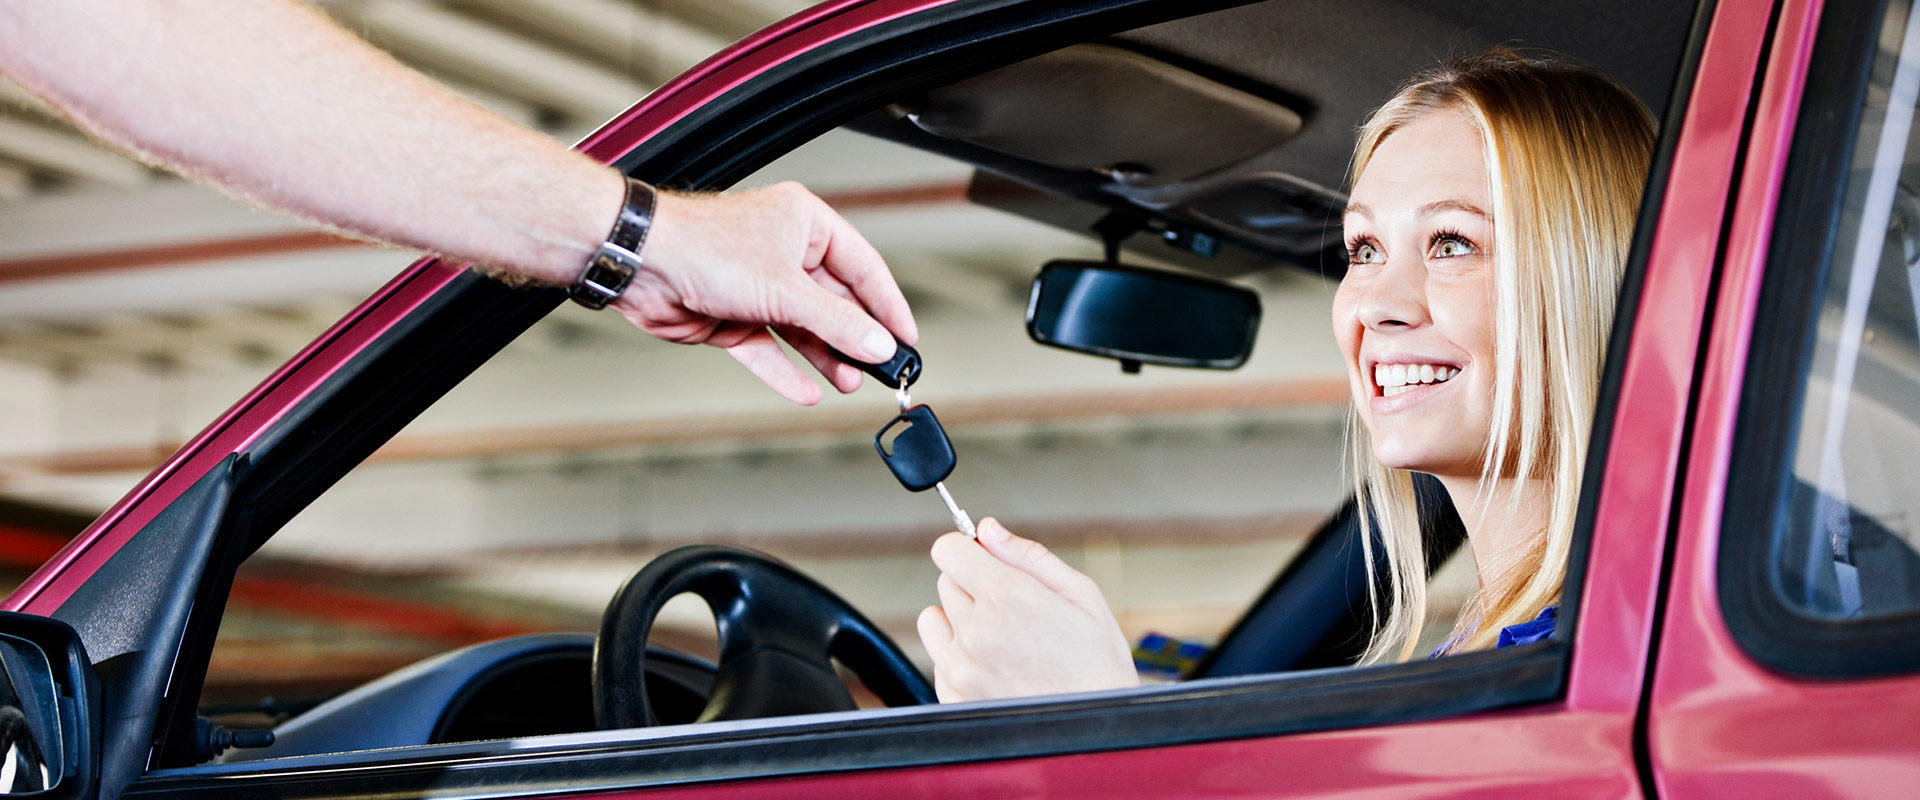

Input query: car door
[4,1,1760,798]
[1648,0,1920,795]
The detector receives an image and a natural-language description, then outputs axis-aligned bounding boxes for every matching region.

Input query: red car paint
[1648,0,1920,794]
[11,0,1920,796]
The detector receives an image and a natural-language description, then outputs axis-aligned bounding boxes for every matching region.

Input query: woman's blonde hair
[1347,48,1656,663]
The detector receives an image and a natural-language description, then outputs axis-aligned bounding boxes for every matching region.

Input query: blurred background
[0,0,1473,722]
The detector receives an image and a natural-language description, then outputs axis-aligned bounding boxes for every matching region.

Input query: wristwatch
[569,176,658,309]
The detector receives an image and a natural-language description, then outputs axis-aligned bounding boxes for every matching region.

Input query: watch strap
[570,177,658,310]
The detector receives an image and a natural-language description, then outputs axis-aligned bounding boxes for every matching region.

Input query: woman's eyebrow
[1417,199,1490,220]
[1344,201,1372,220]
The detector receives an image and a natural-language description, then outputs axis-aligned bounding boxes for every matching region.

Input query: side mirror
[0,614,96,798]
[1025,260,1261,370]
[0,636,63,793]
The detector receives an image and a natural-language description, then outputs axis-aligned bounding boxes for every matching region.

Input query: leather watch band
[570,176,658,310]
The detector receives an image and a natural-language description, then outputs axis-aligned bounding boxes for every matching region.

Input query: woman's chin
[1368,442,1461,475]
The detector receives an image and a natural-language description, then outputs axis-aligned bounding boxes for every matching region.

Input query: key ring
[895,385,912,414]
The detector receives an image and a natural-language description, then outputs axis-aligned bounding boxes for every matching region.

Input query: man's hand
[917,518,1140,703]
[620,182,919,405]
[0,3,917,406]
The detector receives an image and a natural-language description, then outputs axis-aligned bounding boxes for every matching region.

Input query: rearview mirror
[1025,260,1261,370]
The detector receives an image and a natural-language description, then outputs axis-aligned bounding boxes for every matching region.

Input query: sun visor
[909,44,1302,187]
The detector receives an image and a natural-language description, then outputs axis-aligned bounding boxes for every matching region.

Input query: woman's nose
[1355,263,1430,331]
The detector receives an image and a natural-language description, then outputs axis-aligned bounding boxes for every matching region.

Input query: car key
[835,340,977,538]
[874,404,977,539]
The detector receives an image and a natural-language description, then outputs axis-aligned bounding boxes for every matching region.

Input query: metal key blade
[934,481,976,539]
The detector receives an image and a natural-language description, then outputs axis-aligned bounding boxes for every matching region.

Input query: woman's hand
[916,518,1139,703]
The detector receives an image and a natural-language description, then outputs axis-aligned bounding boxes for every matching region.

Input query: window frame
[1717,0,1920,678]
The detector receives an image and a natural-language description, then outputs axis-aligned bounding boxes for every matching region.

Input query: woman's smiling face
[1333,109,1497,480]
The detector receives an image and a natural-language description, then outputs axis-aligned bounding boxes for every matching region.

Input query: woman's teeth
[1374,363,1458,397]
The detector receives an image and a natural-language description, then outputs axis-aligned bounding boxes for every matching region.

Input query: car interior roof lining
[850,0,1697,275]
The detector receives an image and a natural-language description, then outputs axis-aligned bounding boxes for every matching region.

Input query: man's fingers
[777,325,865,394]
[814,203,919,346]
[974,518,1103,607]
[700,319,761,350]
[776,274,898,365]
[722,329,821,405]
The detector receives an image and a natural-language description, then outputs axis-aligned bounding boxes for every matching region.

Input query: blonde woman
[917,49,1658,701]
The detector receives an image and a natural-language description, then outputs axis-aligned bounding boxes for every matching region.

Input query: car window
[199,126,1372,735]
[1722,0,1920,677]
[1774,1,1920,620]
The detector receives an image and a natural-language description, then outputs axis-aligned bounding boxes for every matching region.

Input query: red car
[0,0,1913,797]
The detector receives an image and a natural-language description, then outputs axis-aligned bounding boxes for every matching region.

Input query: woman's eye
[1349,241,1383,264]
[1431,236,1477,258]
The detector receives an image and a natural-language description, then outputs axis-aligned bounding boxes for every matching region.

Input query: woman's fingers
[930,531,1030,600]
[924,524,1142,703]
[935,573,974,628]
[973,518,1105,610]
[917,605,955,665]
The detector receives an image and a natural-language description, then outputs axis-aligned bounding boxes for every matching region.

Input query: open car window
[200,120,1380,742]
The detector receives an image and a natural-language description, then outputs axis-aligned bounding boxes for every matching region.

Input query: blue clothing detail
[1131,632,1209,679]
[1429,606,1559,659]
[1495,606,1558,648]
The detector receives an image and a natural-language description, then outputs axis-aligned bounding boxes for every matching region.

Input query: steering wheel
[593,544,936,728]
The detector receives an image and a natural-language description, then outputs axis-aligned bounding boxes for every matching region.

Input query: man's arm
[0,0,916,404]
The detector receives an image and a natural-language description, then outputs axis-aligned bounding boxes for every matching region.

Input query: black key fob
[875,404,955,491]
[830,339,921,390]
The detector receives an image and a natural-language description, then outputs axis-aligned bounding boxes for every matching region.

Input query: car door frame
[1648,0,1920,794]
[0,0,1768,797]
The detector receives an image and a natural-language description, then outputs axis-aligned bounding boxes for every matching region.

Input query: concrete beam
[654,0,814,41]
[437,77,543,129]
[463,0,734,80]
[184,306,336,363]
[0,117,150,189]
[0,163,32,202]
[0,78,56,117]
[336,0,650,120]
[891,254,1021,313]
